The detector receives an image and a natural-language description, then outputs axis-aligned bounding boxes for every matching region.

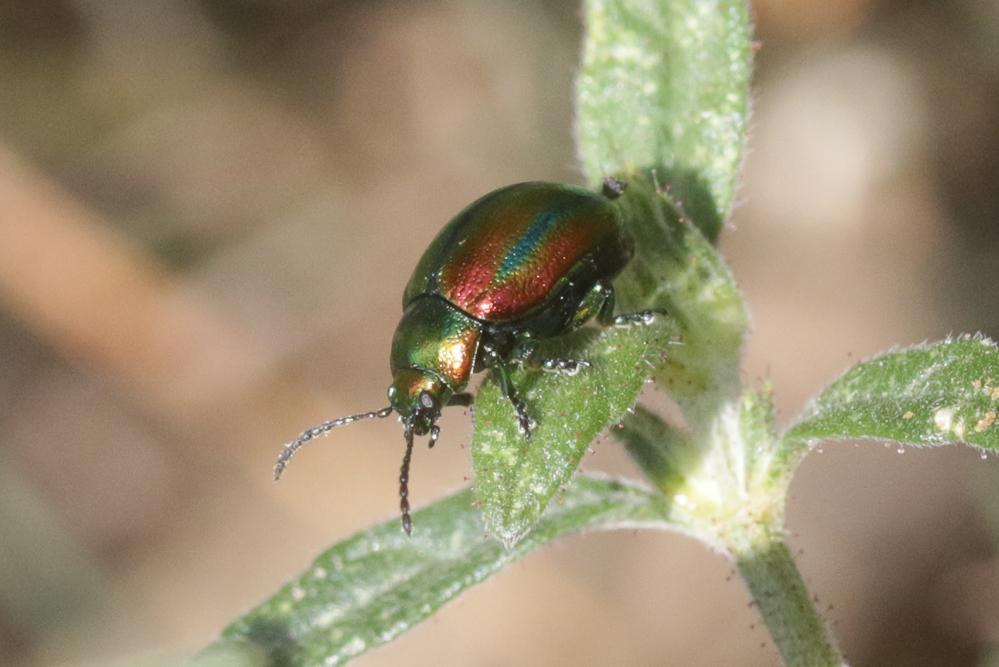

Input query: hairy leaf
[576,0,753,241]
[614,174,747,424]
[473,318,679,546]
[783,336,999,468]
[208,477,671,666]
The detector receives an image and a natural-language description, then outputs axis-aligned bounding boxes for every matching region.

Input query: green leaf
[613,174,747,424]
[738,385,782,488]
[783,336,999,467]
[472,318,679,546]
[189,640,267,667]
[209,477,671,666]
[576,0,753,241]
[616,405,696,493]
[576,0,752,485]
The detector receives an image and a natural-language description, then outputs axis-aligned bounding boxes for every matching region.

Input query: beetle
[274,177,661,534]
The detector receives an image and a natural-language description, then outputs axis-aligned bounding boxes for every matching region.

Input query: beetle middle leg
[511,339,591,377]
[596,284,667,328]
[538,357,591,375]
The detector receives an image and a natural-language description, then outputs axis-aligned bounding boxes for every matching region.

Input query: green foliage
[576,0,752,241]
[209,477,671,666]
[612,175,747,423]
[616,405,695,492]
[734,539,844,667]
[617,389,784,546]
[472,318,679,547]
[784,336,999,463]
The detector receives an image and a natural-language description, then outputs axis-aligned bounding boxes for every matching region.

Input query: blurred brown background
[1,1,998,665]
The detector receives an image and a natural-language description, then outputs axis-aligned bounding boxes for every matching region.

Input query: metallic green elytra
[274,178,661,535]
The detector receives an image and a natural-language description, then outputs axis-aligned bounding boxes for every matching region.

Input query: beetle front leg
[495,362,536,439]
[479,340,535,438]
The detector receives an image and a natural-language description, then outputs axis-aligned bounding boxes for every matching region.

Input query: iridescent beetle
[274,178,660,534]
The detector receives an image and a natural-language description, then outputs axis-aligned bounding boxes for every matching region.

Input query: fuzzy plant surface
[197,1,999,665]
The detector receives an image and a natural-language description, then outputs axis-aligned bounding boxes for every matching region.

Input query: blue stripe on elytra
[496,210,560,279]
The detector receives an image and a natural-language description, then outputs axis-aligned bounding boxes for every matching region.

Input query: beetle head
[386,367,454,535]
[273,366,453,537]
[387,367,450,436]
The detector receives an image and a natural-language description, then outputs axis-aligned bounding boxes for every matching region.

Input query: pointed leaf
[473,319,679,546]
[783,336,999,469]
[576,0,753,241]
[614,174,747,423]
[206,477,671,666]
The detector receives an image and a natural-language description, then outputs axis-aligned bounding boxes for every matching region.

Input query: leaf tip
[490,523,528,550]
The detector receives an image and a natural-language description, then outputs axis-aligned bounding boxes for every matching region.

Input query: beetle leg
[478,341,536,435]
[596,284,618,326]
[509,339,539,367]
[517,346,592,376]
[475,341,501,372]
[596,284,668,328]
[447,392,474,407]
[539,357,591,376]
[611,309,668,327]
[495,362,536,439]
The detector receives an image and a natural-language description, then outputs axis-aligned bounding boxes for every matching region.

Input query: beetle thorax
[390,296,481,392]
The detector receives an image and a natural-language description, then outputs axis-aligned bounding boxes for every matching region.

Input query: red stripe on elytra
[440,199,607,321]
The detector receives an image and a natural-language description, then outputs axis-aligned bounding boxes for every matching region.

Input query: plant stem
[732,531,844,666]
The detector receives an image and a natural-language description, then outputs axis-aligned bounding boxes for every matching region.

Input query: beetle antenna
[399,426,415,535]
[428,424,440,449]
[274,406,393,480]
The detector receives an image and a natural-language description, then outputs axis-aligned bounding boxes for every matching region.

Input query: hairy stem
[732,530,844,666]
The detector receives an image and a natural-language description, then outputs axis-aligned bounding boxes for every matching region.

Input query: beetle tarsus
[612,309,668,328]
[494,362,535,438]
[540,358,591,376]
[508,394,536,439]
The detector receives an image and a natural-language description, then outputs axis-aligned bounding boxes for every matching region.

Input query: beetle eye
[419,391,436,410]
